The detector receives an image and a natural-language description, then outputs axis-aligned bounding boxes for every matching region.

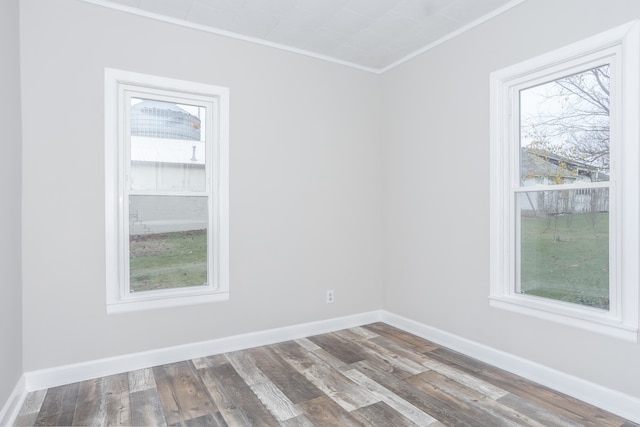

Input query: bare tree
[522,65,610,171]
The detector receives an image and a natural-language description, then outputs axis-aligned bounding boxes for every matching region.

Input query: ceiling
[82,0,524,72]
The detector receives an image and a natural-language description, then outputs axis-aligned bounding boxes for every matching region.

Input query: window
[490,22,640,341]
[105,69,229,313]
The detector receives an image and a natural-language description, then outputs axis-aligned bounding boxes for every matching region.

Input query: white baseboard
[379,310,640,424]
[0,375,26,427]
[24,311,382,392]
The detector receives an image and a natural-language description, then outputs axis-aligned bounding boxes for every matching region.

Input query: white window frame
[489,21,640,342]
[105,69,229,313]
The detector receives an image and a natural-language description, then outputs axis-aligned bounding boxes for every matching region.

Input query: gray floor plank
[130,387,167,427]
[34,382,79,427]
[198,355,280,427]
[272,341,380,412]
[153,361,217,425]
[350,401,421,427]
[128,367,157,393]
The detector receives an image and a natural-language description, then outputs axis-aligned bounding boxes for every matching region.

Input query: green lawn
[129,229,207,292]
[520,212,609,309]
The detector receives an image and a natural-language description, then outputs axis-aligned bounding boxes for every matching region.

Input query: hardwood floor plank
[104,374,133,426]
[278,414,315,427]
[294,337,322,351]
[247,346,324,404]
[197,355,280,427]
[497,393,585,427]
[296,396,367,427]
[16,389,46,417]
[227,350,303,421]
[272,341,380,412]
[153,361,218,425]
[15,389,46,425]
[34,382,79,427]
[363,323,439,353]
[350,401,421,427]
[128,367,157,393]
[367,334,434,365]
[13,413,39,427]
[421,355,508,400]
[68,373,131,426]
[342,368,438,426]
[349,326,380,339]
[225,350,270,386]
[130,388,167,426]
[250,381,303,421]
[178,412,227,427]
[71,377,107,426]
[334,329,428,378]
[307,332,369,364]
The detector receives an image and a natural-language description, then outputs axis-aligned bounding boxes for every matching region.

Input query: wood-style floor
[14,323,638,426]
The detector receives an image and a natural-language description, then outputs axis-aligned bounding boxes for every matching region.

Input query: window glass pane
[129,195,208,292]
[519,65,610,187]
[130,97,206,192]
[517,189,609,309]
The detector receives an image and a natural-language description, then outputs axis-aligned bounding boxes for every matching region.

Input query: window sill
[489,296,639,342]
[107,291,229,314]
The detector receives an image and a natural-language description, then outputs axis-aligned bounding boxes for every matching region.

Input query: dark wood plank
[34,382,79,427]
[247,345,324,404]
[272,341,380,412]
[153,361,218,425]
[362,323,440,353]
[334,329,428,379]
[197,354,280,427]
[307,332,370,364]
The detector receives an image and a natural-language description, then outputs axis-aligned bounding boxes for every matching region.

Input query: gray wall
[0,0,23,405]
[20,0,383,371]
[381,0,640,399]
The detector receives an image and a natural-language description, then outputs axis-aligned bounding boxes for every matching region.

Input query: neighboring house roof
[520,147,609,182]
[131,136,205,165]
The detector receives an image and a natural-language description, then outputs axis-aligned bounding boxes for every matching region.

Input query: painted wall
[0,0,23,406]
[381,0,640,399]
[20,0,383,371]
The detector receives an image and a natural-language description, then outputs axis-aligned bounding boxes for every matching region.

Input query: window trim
[489,21,640,341]
[105,69,230,313]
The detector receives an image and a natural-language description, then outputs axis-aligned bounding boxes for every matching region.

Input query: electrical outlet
[326,290,335,304]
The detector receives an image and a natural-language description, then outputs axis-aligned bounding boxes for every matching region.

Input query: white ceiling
[83,0,524,72]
